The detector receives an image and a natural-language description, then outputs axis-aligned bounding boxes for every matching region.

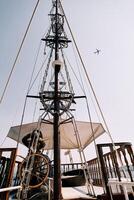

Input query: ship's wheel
[20,153,50,189]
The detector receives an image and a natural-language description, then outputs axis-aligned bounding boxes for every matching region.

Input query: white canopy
[8,120,105,150]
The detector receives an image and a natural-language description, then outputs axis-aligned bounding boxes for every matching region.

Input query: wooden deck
[62,186,103,200]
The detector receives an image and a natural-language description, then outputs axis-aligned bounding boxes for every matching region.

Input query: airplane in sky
[94,49,101,54]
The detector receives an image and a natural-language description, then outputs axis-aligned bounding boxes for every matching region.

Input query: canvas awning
[7,120,105,150]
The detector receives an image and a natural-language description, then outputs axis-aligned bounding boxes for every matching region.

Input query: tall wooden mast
[40,0,72,198]
[53,0,62,198]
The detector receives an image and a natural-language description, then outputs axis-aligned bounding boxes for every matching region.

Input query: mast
[53,0,61,198]
[40,0,72,198]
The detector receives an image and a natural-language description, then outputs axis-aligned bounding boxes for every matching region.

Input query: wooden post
[97,144,112,199]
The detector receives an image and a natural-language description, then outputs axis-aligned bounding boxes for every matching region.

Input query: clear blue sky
[0,0,134,160]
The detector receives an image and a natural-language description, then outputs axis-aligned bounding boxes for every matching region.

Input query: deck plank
[62,186,98,200]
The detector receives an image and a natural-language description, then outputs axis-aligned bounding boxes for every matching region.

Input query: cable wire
[59,0,116,147]
[60,0,128,180]
[0,0,40,104]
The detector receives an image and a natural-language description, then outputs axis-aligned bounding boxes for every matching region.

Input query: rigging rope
[71,117,96,196]
[15,40,47,148]
[32,73,42,122]
[73,51,101,182]
[7,37,43,149]
[28,49,52,93]
[0,0,40,104]
[64,53,85,93]
[61,49,74,93]
[40,48,53,92]
[71,41,102,122]
[59,0,117,149]
[16,60,50,149]
[59,0,128,187]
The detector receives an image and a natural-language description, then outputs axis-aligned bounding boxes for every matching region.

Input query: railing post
[97,144,112,200]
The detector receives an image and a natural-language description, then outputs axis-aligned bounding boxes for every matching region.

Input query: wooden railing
[60,142,134,189]
[60,163,82,173]
[0,142,133,200]
[0,148,17,200]
[97,142,134,199]
[87,157,103,186]
[86,143,134,188]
